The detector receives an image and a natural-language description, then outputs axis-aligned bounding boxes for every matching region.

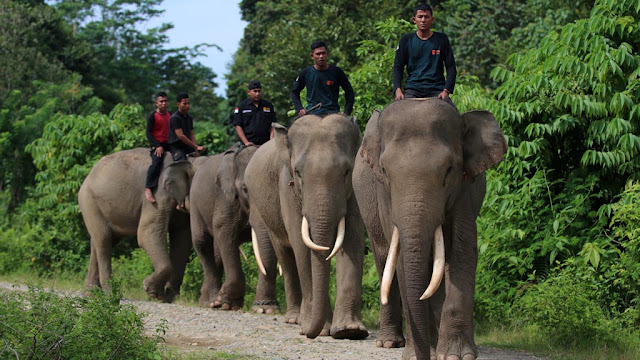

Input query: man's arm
[393,35,409,100]
[290,68,307,116]
[235,126,254,146]
[442,34,457,95]
[338,68,355,116]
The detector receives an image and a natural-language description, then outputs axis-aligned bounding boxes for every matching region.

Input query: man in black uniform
[291,40,355,117]
[393,3,457,105]
[233,80,277,146]
[169,92,205,162]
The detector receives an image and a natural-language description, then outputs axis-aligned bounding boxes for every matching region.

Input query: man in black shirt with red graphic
[291,40,355,117]
[393,3,457,105]
[145,91,171,203]
[169,93,205,162]
[234,80,277,146]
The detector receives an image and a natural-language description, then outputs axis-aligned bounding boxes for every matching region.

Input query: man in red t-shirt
[144,91,171,202]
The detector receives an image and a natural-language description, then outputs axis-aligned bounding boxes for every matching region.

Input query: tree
[467,0,640,319]
[51,0,225,122]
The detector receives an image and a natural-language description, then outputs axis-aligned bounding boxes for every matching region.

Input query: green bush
[512,272,613,346]
[0,280,164,359]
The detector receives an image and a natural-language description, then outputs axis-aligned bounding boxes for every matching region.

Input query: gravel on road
[1,281,549,360]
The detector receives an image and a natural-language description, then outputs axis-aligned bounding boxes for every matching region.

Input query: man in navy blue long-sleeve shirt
[291,40,355,117]
[393,3,457,105]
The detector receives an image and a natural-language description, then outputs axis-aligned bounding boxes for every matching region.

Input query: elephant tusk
[380,226,400,305]
[278,263,283,276]
[420,225,445,300]
[301,216,330,251]
[239,247,248,261]
[252,228,267,276]
[325,217,345,261]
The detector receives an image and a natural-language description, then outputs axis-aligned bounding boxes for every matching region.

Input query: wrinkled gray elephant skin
[353,98,507,360]
[80,148,207,303]
[190,145,278,313]
[244,114,369,340]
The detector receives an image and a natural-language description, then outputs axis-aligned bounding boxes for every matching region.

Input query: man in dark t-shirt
[169,92,205,162]
[393,3,457,105]
[291,40,355,117]
[234,80,277,146]
[145,91,171,203]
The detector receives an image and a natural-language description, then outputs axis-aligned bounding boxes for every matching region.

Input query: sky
[143,0,248,96]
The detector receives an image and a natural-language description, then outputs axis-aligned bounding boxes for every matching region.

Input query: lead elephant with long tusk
[190,144,279,313]
[244,114,369,340]
[353,98,507,360]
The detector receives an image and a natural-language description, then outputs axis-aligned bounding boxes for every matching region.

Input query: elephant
[190,144,279,313]
[353,98,507,360]
[80,147,208,303]
[244,114,369,340]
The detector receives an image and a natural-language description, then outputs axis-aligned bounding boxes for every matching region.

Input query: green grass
[476,322,640,360]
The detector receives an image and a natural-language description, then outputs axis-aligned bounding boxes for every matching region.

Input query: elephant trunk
[307,244,331,338]
[304,213,340,339]
[397,213,443,360]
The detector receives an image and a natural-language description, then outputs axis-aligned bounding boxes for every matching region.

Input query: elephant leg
[138,212,172,301]
[165,213,192,303]
[270,229,302,324]
[251,214,279,315]
[80,205,114,292]
[436,204,479,359]
[212,206,246,310]
[354,163,404,348]
[84,241,100,292]
[331,198,368,340]
[192,217,221,307]
[279,193,328,335]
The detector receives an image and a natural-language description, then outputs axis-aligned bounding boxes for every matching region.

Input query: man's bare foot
[145,188,156,202]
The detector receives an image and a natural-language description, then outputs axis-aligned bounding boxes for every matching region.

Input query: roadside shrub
[511,272,613,346]
[0,280,164,359]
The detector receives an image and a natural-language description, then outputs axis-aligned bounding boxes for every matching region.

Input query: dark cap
[248,80,262,90]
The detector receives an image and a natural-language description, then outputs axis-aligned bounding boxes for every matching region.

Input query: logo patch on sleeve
[234,107,239,114]
[326,80,335,85]
[263,107,271,112]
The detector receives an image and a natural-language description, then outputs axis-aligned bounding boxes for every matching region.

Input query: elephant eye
[295,169,301,178]
[344,169,350,177]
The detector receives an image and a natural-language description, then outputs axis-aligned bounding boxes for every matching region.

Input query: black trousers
[170,142,194,162]
[145,143,169,189]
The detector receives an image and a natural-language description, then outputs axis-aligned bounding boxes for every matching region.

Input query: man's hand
[298,109,307,117]
[395,88,405,101]
[437,89,450,100]
[244,141,255,146]
[154,147,164,157]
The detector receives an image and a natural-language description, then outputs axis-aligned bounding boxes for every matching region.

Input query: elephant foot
[435,332,477,360]
[299,325,331,337]
[376,333,405,348]
[161,287,178,303]
[283,309,300,324]
[213,294,243,311]
[252,299,280,314]
[402,346,416,360]
[143,278,166,302]
[330,323,369,340]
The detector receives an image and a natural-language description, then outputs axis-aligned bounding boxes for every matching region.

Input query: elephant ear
[162,160,194,208]
[461,110,508,178]
[360,109,383,180]
[216,150,239,200]
[272,122,292,176]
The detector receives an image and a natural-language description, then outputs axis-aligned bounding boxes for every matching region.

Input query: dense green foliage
[0,281,165,359]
